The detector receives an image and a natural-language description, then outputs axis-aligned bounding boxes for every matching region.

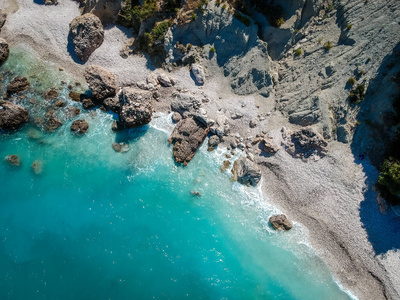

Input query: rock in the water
[208,135,220,148]
[111,120,123,132]
[27,128,43,140]
[221,160,231,172]
[69,13,104,61]
[190,191,201,196]
[112,142,130,152]
[65,106,81,118]
[43,0,58,5]
[157,73,175,87]
[31,160,43,174]
[84,65,117,101]
[6,77,30,95]
[269,214,293,231]
[82,98,97,109]
[118,87,152,128]
[191,64,205,85]
[4,155,20,166]
[283,127,328,160]
[43,89,59,100]
[262,138,279,154]
[55,100,66,108]
[103,97,120,113]
[0,38,9,64]
[69,91,83,102]
[231,157,261,186]
[0,100,29,131]
[70,119,89,134]
[0,10,6,30]
[44,118,62,132]
[168,117,209,165]
[172,112,182,123]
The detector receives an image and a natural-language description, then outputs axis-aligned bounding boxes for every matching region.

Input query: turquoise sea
[0,48,353,299]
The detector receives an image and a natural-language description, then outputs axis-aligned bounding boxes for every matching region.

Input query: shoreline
[1,0,400,299]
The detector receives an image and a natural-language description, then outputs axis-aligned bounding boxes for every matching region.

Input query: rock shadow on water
[351,42,400,255]
[114,125,148,145]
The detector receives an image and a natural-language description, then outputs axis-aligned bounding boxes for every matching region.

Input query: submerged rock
[31,160,44,174]
[221,160,231,172]
[168,117,209,166]
[84,65,117,101]
[43,89,59,100]
[69,91,83,102]
[269,214,293,231]
[27,128,43,140]
[112,142,130,152]
[70,119,89,134]
[69,13,104,61]
[190,191,201,196]
[0,38,9,64]
[65,106,81,118]
[231,157,261,186]
[118,87,152,128]
[191,64,205,85]
[4,154,20,166]
[0,100,29,131]
[6,77,30,95]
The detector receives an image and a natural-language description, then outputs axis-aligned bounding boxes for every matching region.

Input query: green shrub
[222,3,227,9]
[318,37,323,44]
[347,77,356,86]
[346,24,352,30]
[294,48,302,56]
[379,158,400,196]
[192,13,197,21]
[216,0,221,5]
[210,46,216,53]
[324,41,333,50]
[349,84,366,104]
[187,43,192,50]
[234,12,251,27]
[275,17,284,27]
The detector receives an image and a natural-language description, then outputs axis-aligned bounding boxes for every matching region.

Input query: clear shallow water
[0,48,353,299]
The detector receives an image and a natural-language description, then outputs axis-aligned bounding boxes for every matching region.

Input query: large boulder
[103,96,120,113]
[283,127,328,160]
[231,157,261,186]
[0,101,29,131]
[69,13,104,61]
[118,87,152,128]
[70,119,89,134]
[269,214,293,231]
[6,77,30,95]
[191,64,205,85]
[0,38,9,64]
[168,117,209,165]
[84,65,117,101]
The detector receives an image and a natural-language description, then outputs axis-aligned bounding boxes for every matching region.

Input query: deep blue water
[0,48,353,299]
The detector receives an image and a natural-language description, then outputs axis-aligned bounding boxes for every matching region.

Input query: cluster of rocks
[4,154,44,174]
[231,156,261,187]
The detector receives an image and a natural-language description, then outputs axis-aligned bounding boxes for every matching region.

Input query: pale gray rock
[168,117,209,165]
[118,88,152,128]
[191,64,205,85]
[262,138,280,154]
[157,73,175,87]
[172,112,182,123]
[84,65,117,101]
[231,157,261,186]
[283,127,327,160]
[69,13,104,61]
[170,92,201,115]
[0,101,29,131]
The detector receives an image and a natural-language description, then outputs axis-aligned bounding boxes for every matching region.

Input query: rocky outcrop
[168,117,209,165]
[6,77,30,95]
[282,127,327,160]
[157,73,175,87]
[261,138,280,154]
[70,119,89,134]
[103,97,120,113]
[4,155,20,166]
[0,101,29,131]
[231,157,261,186]
[0,38,9,64]
[170,92,201,115]
[118,87,152,128]
[69,13,104,61]
[191,64,205,85]
[84,65,117,101]
[44,118,62,132]
[269,214,293,231]
[0,10,6,31]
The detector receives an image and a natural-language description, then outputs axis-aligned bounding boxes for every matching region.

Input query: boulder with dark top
[269,214,293,231]
[70,119,89,134]
[69,13,104,61]
[6,77,30,95]
[0,100,29,131]
[4,155,20,166]
[262,138,279,154]
[84,65,117,101]
[231,157,261,186]
[0,38,9,64]
[168,117,209,166]
[103,96,120,113]
[118,87,152,128]
[44,118,62,132]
